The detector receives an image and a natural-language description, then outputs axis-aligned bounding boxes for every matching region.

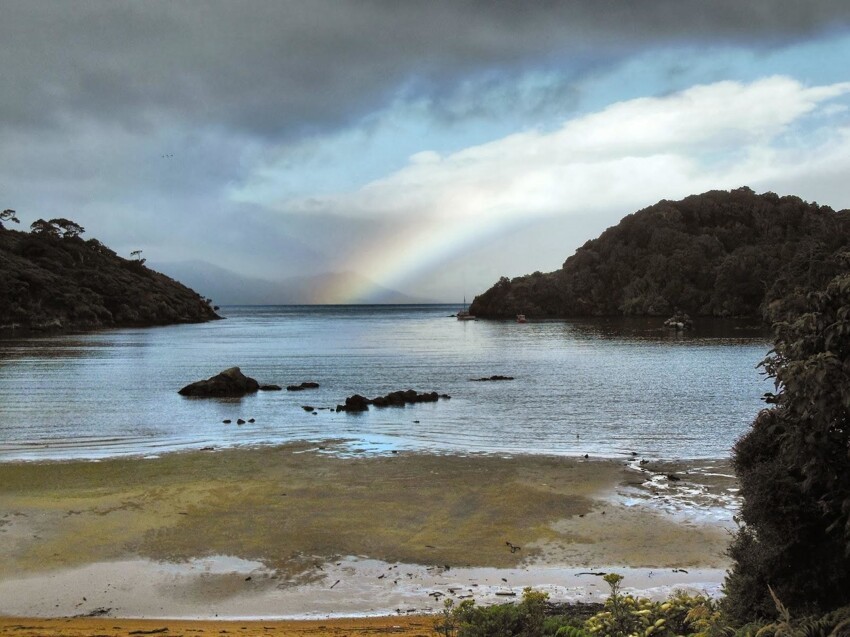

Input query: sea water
[0,305,770,461]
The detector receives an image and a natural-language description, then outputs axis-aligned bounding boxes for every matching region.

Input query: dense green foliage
[470,188,850,320]
[724,267,850,622]
[435,577,726,637]
[0,224,220,332]
[437,577,850,636]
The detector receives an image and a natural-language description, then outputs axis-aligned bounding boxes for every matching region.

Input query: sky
[2,1,850,303]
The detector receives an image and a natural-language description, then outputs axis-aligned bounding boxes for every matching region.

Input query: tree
[0,208,19,229]
[130,249,146,266]
[48,218,85,238]
[30,218,60,237]
[724,266,850,621]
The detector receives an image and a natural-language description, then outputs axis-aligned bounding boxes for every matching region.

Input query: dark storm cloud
[2,0,849,139]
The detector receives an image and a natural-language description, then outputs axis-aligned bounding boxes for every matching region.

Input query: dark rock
[222,419,231,424]
[237,418,246,425]
[302,405,315,411]
[471,375,514,381]
[259,384,282,391]
[336,394,370,412]
[287,382,320,391]
[336,390,448,412]
[666,473,682,481]
[248,418,255,423]
[178,367,260,397]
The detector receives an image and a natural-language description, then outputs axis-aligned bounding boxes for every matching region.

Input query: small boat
[516,314,527,323]
[457,297,476,321]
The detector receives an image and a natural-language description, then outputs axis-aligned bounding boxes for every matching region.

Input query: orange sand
[0,615,432,637]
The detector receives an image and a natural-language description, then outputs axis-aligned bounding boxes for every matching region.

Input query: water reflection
[0,305,771,461]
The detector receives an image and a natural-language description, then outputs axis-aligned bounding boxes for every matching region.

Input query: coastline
[0,443,738,620]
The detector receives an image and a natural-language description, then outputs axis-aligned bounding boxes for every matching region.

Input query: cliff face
[470,187,850,321]
[0,227,220,332]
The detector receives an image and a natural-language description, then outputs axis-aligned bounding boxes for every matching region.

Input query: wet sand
[0,443,737,619]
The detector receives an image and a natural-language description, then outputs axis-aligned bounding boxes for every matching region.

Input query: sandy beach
[0,615,434,637]
[0,442,738,623]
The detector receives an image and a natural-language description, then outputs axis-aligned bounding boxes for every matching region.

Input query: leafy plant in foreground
[434,575,725,637]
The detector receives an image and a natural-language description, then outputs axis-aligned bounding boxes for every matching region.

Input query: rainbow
[315,213,530,304]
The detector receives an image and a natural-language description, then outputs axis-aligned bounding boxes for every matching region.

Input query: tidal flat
[0,442,737,618]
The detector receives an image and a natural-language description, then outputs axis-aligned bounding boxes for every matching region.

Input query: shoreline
[0,442,738,620]
[0,556,728,620]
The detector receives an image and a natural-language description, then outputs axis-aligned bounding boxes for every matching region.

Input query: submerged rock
[259,384,282,391]
[471,375,515,381]
[178,367,260,397]
[287,381,320,391]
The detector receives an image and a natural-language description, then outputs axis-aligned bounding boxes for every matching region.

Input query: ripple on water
[0,306,770,462]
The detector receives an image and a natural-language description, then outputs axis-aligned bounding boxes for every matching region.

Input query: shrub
[724,269,850,621]
[434,576,725,637]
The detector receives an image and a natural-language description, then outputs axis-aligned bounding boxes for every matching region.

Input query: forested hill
[0,219,220,333]
[469,187,850,321]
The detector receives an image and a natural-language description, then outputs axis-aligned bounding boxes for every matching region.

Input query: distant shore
[0,443,737,619]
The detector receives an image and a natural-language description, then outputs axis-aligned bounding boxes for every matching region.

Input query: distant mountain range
[0,216,432,335]
[151,260,433,305]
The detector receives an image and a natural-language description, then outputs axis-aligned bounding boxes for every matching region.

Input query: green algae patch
[0,446,592,574]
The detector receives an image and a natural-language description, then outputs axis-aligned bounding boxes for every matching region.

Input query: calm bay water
[0,305,770,461]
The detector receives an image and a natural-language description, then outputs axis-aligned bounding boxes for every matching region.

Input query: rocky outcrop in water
[336,389,450,412]
[179,367,260,397]
[471,375,515,381]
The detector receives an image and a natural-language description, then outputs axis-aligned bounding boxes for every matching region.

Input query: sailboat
[457,296,476,321]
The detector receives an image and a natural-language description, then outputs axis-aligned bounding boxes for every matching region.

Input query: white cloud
[281,76,850,230]
[254,76,850,298]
